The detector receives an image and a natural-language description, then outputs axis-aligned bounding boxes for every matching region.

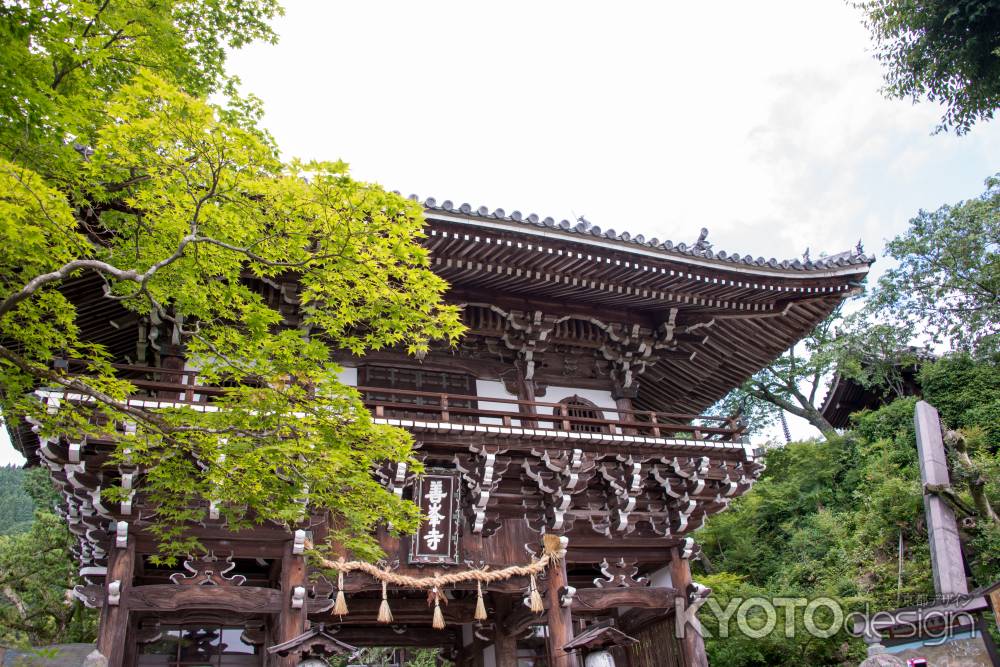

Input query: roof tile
[406,193,874,271]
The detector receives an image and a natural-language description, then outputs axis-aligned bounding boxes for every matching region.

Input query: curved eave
[421,210,874,281]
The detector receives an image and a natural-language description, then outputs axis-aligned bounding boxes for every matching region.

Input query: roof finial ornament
[693,227,712,253]
[855,239,865,257]
[576,214,592,231]
[802,247,810,262]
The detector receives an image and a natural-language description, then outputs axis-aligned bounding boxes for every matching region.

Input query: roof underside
[423,210,872,414]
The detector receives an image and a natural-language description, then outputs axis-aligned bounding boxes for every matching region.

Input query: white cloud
[3,0,999,463]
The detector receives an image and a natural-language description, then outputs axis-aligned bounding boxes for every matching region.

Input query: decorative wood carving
[455,445,510,537]
[376,461,414,500]
[523,448,598,533]
[593,311,686,397]
[594,456,648,536]
[169,554,246,586]
[495,308,561,380]
[594,558,649,588]
[71,583,105,608]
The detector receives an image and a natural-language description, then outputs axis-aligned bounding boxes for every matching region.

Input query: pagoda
[10,196,873,667]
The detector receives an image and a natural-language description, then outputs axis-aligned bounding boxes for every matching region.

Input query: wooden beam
[322,626,461,648]
[571,586,679,613]
[312,598,476,625]
[97,539,134,667]
[127,584,280,613]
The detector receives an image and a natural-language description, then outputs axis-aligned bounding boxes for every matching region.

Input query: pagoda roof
[411,194,874,278]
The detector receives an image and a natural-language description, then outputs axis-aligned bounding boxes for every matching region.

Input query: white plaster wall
[476,379,521,426]
[475,381,619,426]
[336,365,358,386]
[650,564,674,588]
[483,645,496,667]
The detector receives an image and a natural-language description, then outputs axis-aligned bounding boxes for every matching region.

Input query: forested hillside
[697,354,1000,666]
[0,466,97,646]
[0,466,34,536]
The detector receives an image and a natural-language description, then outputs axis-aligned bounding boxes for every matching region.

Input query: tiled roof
[408,194,874,272]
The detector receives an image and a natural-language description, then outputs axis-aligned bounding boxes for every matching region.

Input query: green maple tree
[0,1,464,562]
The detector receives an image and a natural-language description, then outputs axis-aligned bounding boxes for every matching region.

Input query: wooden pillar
[914,401,969,597]
[513,359,538,428]
[611,371,639,435]
[669,547,708,667]
[276,540,307,667]
[494,595,519,667]
[97,538,135,667]
[545,557,580,667]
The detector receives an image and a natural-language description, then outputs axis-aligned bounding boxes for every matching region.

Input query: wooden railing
[356,386,745,441]
[60,361,746,442]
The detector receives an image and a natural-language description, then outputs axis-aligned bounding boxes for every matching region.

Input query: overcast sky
[2,0,998,464]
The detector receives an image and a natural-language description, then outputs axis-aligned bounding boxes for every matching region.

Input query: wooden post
[276,540,307,667]
[494,595,519,667]
[914,401,969,597]
[669,546,708,667]
[513,360,538,428]
[97,538,135,667]
[545,556,580,667]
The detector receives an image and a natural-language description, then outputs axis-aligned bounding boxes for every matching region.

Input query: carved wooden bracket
[594,558,650,588]
[593,311,682,397]
[169,554,246,586]
[593,456,648,536]
[455,445,510,537]
[497,309,562,380]
[375,461,414,500]
[523,448,598,533]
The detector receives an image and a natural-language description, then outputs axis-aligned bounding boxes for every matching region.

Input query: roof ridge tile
[398,192,875,271]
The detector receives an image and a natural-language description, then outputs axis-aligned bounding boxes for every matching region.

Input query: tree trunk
[947,430,1000,526]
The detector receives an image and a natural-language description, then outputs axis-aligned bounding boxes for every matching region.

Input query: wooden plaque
[409,470,461,565]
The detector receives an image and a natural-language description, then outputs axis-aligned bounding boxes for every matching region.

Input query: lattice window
[560,396,607,433]
[360,366,478,423]
[138,625,258,666]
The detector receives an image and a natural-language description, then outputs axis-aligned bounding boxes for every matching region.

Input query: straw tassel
[432,587,446,629]
[377,580,393,624]
[333,569,348,616]
[528,574,544,613]
[542,533,564,562]
[474,580,487,621]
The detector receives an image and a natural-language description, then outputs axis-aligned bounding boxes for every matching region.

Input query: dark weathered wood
[670,547,708,667]
[571,586,678,613]
[627,613,684,667]
[127,584,280,613]
[619,607,671,636]
[277,541,307,667]
[319,626,460,648]
[494,595,520,667]
[312,598,475,624]
[545,558,580,667]
[97,540,134,667]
